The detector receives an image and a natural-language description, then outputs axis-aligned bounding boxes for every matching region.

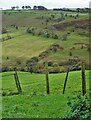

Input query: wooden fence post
[63,67,69,94]
[81,62,86,96]
[45,62,50,95]
[14,68,22,94]
[89,69,91,119]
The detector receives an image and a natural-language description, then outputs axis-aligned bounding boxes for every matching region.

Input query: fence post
[45,62,50,95]
[81,62,86,96]
[14,68,22,94]
[63,67,69,94]
[89,69,91,119]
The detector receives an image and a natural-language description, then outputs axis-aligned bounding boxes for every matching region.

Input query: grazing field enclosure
[1,8,90,119]
[2,70,89,118]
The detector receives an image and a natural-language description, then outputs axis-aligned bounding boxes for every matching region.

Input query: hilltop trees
[53,8,89,13]
[11,6,19,10]
[33,5,47,10]
[11,6,15,10]
[16,6,19,10]
[22,6,31,10]
[11,5,47,10]
[22,6,24,10]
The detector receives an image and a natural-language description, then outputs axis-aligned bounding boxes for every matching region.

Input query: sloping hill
[2,10,89,72]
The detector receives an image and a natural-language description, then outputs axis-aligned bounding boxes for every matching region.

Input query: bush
[53,34,58,39]
[27,27,36,35]
[63,94,91,120]
[62,34,68,40]
[38,31,42,36]
[2,28,7,34]
[26,57,39,73]
[6,34,12,40]
[43,31,50,38]
[20,67,26,72]
[60,66,66,73]
[69,51,72,56]
[51,14,55,18]
[16,59,21,65]
[2,66,10,72]
[48,61,53,66]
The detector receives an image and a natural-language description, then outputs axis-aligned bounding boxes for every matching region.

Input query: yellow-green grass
[2,10,89,67]
[2,30,89,67]
[2,10,88,28]
[2,33,58,66]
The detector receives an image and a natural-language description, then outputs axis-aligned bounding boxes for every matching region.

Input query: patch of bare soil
[54,19,89,30]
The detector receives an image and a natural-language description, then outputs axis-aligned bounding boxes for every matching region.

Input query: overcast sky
[0,0,90,9]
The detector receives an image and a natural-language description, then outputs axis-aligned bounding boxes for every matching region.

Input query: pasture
[2,70,89,118]
[1,9,90,119]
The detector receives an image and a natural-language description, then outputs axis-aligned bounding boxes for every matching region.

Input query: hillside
[1,9,90,119]
[1,10,89,72]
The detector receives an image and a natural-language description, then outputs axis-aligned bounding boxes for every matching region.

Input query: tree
[11,6,15,10]
[33,6,37,10]
[22,6,24,10]
[28,6,31,10]
[76,8,80,12]
[16,6,19,10]
[25,6,28,10]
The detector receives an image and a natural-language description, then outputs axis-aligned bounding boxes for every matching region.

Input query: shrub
[60,66,66,73]
[69,51,72,56]
[46,19,49,23]
[43,31,50,38]
[6,56,9,60]
[2,66,10,72]
[49,66,60,73]
[6,34,12,40]
[65,13,68,17]
[38,31,42,36]
[27,27,36,35]
[62,34,68,40]
[48,61,53,66]
[20,67,26,72]
[26,57,39,73]
[2,28,7,34]
[63,94,91,120]
[16,59,21,65]
[53,34,58,39]
[51,14,55,18]
[54,66,60,73]
[16,26,18,29]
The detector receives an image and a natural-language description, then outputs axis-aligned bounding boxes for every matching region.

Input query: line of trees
[11,6,31,10]
[53,8,90,13]
[11,5,47,10]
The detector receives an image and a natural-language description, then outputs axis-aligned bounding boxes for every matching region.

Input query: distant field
[1,10,89,70]
[2,70,89,118]
[2,30,89,67]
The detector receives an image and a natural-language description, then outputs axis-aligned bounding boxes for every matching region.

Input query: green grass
[2,33,58,66]
[2,31,89,67]
[2,70,89,118]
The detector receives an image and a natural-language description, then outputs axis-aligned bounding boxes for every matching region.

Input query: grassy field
[1,10,90,118]
[2,10,89,69]
[2,70,89,118]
